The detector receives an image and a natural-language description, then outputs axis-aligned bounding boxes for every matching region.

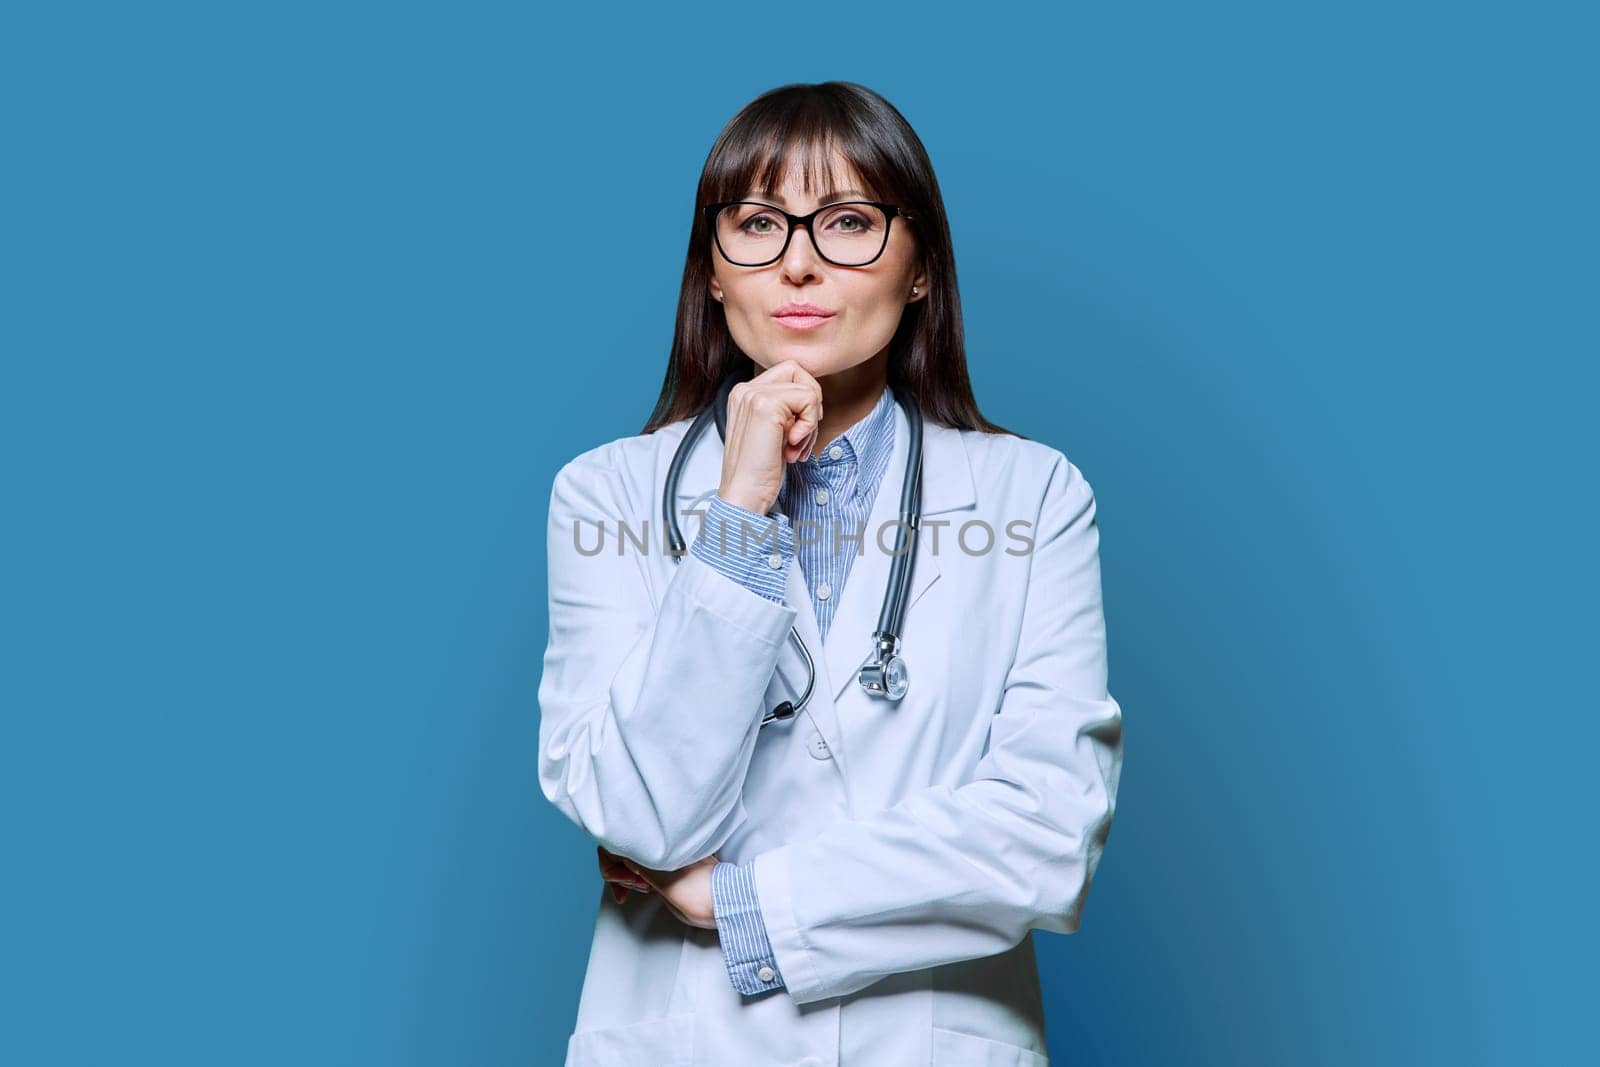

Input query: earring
[911,286,919,296]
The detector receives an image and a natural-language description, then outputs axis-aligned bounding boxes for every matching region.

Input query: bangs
[703,97,906,208]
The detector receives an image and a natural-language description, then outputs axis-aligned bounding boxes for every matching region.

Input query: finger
[600,850,655,892]
[607,872,653,893]
[761,386,819,461]
[621,858,659,887]
[787,409,815,447]
[785,390,825,453]
[785,421,818,465]
[610,883,627,905]
[754,359,822,393]
[600,859,637,883]
[799,423,819,463]
[771,364,825,434]
[733,382,821,428]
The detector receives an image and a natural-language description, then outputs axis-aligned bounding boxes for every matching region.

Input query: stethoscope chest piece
[857,636,910,701]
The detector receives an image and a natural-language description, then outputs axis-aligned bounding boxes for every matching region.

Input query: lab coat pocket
[930,1026,1050,1066]
[565,1011,695,1066]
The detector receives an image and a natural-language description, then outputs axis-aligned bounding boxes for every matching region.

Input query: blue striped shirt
[687,383,897,995]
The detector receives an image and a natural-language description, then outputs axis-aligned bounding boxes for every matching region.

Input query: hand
[720,360,824,515]
[597,844,654,905]
[618,852,721,930]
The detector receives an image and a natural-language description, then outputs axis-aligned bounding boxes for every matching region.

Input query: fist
[597,846,721,930]
[719,360,824,515]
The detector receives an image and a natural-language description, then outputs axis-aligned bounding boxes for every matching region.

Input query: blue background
[4,2,1592,1063]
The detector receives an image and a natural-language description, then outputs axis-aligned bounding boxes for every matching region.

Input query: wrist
[719,487,775,515]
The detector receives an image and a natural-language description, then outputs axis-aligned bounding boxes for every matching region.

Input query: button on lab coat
[538,401,1124,1066]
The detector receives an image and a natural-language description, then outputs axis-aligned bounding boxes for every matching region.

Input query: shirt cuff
[690,495,794,604]
[710,861,786,995]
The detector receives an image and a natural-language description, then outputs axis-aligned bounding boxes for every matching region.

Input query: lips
[774,314,832,330]
[773,303,836,330]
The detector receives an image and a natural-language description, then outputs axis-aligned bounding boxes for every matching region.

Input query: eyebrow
[750,188,872,207]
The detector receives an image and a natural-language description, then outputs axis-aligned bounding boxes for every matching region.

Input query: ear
[909,263,929,303]
[709,276,724,303]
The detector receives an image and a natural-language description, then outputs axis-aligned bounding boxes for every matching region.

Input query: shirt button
[814,488,829,506]
[767,553,782,569]
[757,965,776,982]
[828,445,844,460]
[816,582,831,600]
[807,734,832,760]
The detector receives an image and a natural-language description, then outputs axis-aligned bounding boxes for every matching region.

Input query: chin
[781,343,861,374]
[751,348,824,375]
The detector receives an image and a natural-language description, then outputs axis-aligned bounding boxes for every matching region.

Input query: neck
[813,349,890,452]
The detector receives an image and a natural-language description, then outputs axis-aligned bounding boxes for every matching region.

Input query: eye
[822,208,877,233]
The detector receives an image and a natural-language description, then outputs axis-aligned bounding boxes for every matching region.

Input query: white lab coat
[538,400,1123,1067]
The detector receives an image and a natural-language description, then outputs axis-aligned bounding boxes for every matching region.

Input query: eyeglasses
[704,200,914,268]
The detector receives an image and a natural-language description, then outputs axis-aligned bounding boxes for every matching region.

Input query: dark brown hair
[640,81,1019,439]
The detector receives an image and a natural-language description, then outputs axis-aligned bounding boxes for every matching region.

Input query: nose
[779,220,824,283]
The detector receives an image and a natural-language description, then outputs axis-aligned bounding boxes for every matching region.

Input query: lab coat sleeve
[537,451,800,870]
[749,453,1124,1005]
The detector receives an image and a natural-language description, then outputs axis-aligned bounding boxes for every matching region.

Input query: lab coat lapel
[821,405,977,707]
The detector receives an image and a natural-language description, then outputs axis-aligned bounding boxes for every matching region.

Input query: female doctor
[538,81,1123,1067]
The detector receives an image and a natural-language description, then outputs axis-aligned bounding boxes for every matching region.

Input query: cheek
[845,287,910,332]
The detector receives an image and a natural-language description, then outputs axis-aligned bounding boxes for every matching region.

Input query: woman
[538,81,1123,1067]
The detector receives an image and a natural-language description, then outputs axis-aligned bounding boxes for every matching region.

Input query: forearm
[749,702,1121,1005]
[538,464,799,870]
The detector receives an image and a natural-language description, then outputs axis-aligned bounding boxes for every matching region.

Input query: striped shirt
[687,382,898,995]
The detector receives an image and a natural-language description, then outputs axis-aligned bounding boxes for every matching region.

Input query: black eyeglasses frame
[702,199,915,268]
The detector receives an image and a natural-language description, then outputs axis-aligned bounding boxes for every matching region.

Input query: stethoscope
[663,369,924,727]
